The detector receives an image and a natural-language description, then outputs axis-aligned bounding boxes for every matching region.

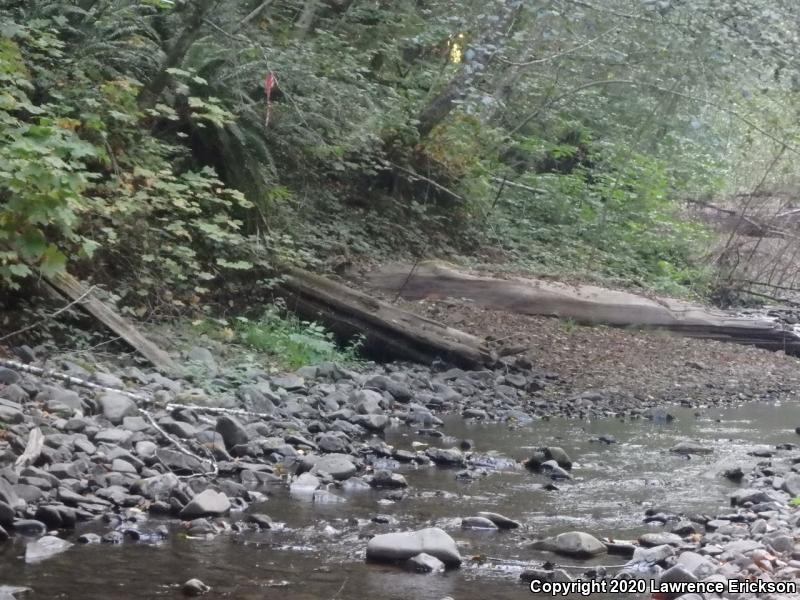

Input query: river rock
[520,568,573,583]
[182,578,211,596]
[366,527,461,568]
[179,489,230,519]
[669,441,712,455]
[98,392,137,425]
[639,532,683,547]
[404,552,445,574]
[476,511,520,529]
[312,454,357,480]
[461,516,498,530]
[215,415,249,449]
[290,473,320,495]
[426,447,465,466]
[533,531,607,558]
[25,535,73,563]
[370,470,407,489]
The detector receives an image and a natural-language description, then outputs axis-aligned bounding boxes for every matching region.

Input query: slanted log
[43,271,177,373]
[277,267,493,368]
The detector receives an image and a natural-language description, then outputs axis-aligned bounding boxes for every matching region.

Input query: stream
[1,399,798,599]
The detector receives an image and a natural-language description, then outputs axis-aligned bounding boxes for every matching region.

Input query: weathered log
[277,267,493,368]
[42,271,177,373]
[367,262,800,355]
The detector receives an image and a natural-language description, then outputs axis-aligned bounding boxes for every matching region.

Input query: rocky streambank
[0,346,798,599]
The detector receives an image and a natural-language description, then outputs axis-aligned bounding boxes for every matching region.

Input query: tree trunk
[137,0,214,110]
[416,0,522,138]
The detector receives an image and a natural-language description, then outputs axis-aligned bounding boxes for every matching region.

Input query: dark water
[1,400,798,599]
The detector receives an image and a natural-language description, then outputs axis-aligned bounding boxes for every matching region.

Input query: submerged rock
[366,527,461,568]
[182,578,211,596]
[25,535,73,563]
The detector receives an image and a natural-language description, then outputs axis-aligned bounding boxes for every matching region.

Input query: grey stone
[370,470,407,489]
[366,527,461,568]
[404,552,445,574]
[0,405,23,424]
[98,393,137,425]
[461,516,498,530]
[476,511,520,529]
[25,535,73,563]
[182,578,211,596]
[179,489,230,519]
[669,441,713,455]
[215,416,249,449]
[548,531,607,558]
[639,532,683,547]
[310,454,357,481]
[0,367,20,385]
[426,447,465,466]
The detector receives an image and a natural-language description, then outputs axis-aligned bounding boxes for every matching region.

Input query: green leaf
[39,244,67,277]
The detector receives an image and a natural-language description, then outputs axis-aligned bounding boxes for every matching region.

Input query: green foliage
[4,0,800,312]
[238,306,363,369]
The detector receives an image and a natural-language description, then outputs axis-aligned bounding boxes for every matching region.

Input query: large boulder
[366,527,461,568]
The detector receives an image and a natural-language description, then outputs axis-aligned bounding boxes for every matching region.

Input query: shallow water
[1,400,797,599]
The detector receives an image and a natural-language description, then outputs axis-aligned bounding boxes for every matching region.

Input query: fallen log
[366,262,800,355]
[42,271,178,373]
[277,267,493,368]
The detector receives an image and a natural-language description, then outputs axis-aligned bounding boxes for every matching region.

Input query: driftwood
[367,262,800,355]
[277,267,493,368]
[14,427,43,470]
[42,271,177,373]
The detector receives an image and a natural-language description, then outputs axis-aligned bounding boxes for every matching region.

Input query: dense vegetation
[3,0,800,316]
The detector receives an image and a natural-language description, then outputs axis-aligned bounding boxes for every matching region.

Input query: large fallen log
[277,267,493,368]
[366,262,800,355]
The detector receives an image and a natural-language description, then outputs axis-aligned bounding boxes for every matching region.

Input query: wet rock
[245,514,273,530]
[0,367,20,385]
[520,568,573,583]
[723,466,744,482]
[0,501,13,527]
[366,527,461,568]
[13,519,46,536]
[476,511,520,529]
[77,533,101,544]
[404,552,445,574]
[290,473,320,495]
[370,470,408,489]
[461,516,498,530]
[310,454,357,481]
[182,578,211,596]
[639,532,683,547]
[532,531,607,558]
[426,447,465,466]
[25,535,73,563]
[179,489,230,519]
[540,460,571,480]
[730,488,774,506]
[669,441,712,455]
